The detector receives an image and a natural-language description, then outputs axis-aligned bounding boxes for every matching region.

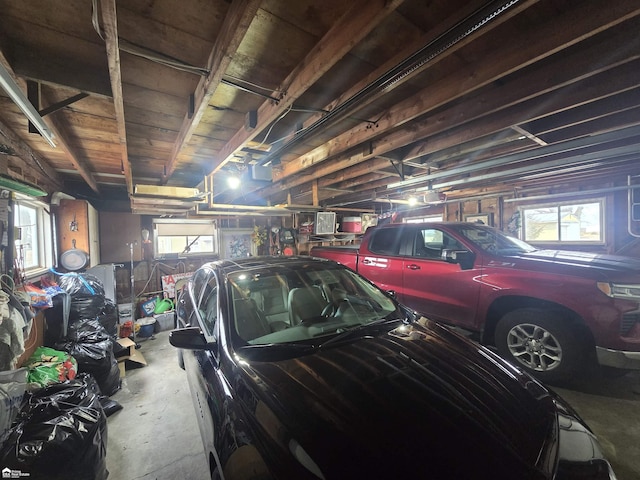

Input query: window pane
[157,236,188,255]
[186,236,214,253]
[404,214,443,223]
[559,202,601,241]
[15,204,39,268]
[522,201,603,243]
[157,235,216,255]
[523,207,559,241]
[369,228,403,255]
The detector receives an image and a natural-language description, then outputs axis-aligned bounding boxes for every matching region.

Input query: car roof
[210,255,334,275]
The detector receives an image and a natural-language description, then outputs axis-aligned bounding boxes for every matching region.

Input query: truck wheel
[495,308,582,383]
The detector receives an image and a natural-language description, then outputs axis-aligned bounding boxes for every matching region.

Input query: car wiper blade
[319,318,402,348]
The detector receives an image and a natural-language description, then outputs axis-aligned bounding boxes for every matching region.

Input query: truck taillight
[597,282,640,300]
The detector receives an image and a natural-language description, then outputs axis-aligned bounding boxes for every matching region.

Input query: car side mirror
[441,249,475,270]
[169,327,215,351]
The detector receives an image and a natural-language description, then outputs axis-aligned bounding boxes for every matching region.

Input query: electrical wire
[119,40,210,76]
[135,261,182,297]
[255,103,293,150]
[223,74,283,95]
[91,0,209,76]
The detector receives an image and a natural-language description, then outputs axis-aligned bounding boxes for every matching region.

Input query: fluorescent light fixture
[0,62,56,147]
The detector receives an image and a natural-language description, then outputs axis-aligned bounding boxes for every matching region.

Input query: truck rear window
[369,228,403,255]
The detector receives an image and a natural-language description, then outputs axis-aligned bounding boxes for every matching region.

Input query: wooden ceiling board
[118,0,229,41]
[0,0,638,214]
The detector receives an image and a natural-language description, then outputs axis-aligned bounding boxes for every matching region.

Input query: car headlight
[597,282,640,300]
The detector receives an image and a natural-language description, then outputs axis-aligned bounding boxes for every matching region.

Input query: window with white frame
[14,195,53,273]
[153,219,218,257]
[403,214,443,223]
[521,199,603,243]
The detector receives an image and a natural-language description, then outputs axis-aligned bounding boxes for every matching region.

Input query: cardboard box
[115,337,147,377]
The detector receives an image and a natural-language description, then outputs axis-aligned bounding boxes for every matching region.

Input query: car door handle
[406,264,420,270]
[362,258,372,264]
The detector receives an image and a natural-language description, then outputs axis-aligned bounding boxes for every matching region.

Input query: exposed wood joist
[1,0,639,213]
[163,0,262,181]
[99,0,132,195]
[208,0,406,176]
[0,116,63,192]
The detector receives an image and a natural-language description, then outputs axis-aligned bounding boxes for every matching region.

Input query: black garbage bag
[99,395,123,417]
[69,296,106,323]
[43,293,70,347]
[98,298,118,338]
[56,320,121,397]
[0,373,108,480]
[58,272,105,299]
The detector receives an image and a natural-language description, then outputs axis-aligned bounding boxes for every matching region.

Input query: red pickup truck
[311,221,640,382]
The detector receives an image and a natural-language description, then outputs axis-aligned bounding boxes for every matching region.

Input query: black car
[171,256,616,480]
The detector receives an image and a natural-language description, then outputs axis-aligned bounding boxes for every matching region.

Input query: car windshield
[227,263,401,349]
[455,224,536,255]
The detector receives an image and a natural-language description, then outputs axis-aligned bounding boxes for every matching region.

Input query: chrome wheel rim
[506,323,562,372]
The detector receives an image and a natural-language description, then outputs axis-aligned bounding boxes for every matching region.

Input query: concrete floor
[554,372,640,480]
[105,331,640,480]
[106,331,209,480]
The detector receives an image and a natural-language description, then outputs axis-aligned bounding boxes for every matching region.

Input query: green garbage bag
[25,346,77,388]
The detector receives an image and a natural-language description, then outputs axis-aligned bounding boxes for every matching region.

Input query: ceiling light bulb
[227,176,241,189]
[408,196,417,206]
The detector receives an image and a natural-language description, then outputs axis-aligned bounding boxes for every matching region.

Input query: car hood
[492,248,640,280]
[239,321,559,479]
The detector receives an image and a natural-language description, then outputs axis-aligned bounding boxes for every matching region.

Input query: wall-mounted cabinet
[56,199,100,268]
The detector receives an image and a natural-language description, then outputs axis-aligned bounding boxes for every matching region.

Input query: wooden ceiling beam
[403,130,525,165]
[0,50,100,193]
[45,118,101,193]
[207,0,405,176]
[0,117,62,193]
[524,87,640,135]
[163,0,262,181]
[273,0,640,183]
[318,157,391,188]
[100,0,133,195]
[265,56,640,198]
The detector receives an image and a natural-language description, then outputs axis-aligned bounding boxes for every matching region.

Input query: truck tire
[495,308,583,383]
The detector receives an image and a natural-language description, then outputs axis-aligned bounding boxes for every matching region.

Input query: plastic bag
[55,320,121,397]
[0,368,27,437]
[58,272,105,298]
[0,373,108,480]
[43,293,71,347]
[24,347,77,388]
[99,395,123,417]
[21,283,53,309]
[98,298,118,338]
[69,296,106,323]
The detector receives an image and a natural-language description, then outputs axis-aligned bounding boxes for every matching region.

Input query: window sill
[20,267,52,285]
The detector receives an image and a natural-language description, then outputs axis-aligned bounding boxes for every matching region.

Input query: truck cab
[313,222,640,383]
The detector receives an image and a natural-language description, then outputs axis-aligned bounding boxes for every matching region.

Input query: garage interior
[1,0,640,478]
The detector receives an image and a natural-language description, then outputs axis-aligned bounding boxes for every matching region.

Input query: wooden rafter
[163,0,262,181]
[266,0,640,195]
[0,50,100,193]
[100,0,133,195]
[0,116,63,192]
[208,0,405,177]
